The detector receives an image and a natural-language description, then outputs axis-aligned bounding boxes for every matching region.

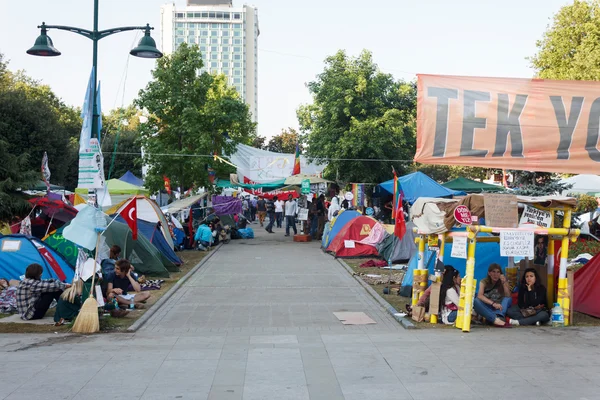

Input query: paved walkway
[1,226,600,400]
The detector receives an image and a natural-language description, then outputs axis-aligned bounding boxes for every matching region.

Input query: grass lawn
[0,249,210,334]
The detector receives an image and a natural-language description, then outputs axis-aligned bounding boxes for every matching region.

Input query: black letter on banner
[550,96,584,160]
[461,90,490,157]
[428,87,458,157]
[493,94,527,157]
[586,98,600,162]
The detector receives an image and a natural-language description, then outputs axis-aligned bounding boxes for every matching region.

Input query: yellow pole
[461,230,478,332]
[547,210,555,308]
[456,277,466,330]
[412,235,427,305]
[558,209,572,326]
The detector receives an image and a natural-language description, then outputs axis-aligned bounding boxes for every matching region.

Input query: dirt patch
[0,249,210,334]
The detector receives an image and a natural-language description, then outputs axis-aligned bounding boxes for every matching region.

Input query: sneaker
[509,319,520,326]
[536,321,541,326]
[284,234,290,237]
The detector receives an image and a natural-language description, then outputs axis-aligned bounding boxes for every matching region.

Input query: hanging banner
[500,231,534,258]
[77,138,105,189]
[519,205,553,228]
[351,184,365,208]
[415,74,600,174]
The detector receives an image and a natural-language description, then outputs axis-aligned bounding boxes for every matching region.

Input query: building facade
[160,1,259,121]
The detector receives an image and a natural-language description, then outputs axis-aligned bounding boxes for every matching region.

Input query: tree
[297,50,416,183]
[530,0,600,80]
[101,106,143,180]
[512,171,572,196]
[266,128,300,153]
[136,43,256,193]
[250,135,266,150]
[414,165,490,183]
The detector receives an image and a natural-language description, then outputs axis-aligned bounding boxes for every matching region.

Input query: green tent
[75,179,149,196]
[442,177,505,193]
[215,178,286,190]
[44,217,176,277]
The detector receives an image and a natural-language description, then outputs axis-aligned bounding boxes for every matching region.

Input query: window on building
[176,13,184,18]
[176,30,184,36]
[234,55,241,60]
[216,12,223,19]
[224,13,230,19]
[222,54,230,60]
[222,24,229,29]
[194,13,201,18]
[202,12,208,18]
[234,62,241,68]
[233,31,241,37]
[187,37,196,44]
[211,23,219,29]
[200,45,207,52]
[211,68,218,74]
[200,23,208,28]
[234,24,242,30]
[234,13,241,19]
[222,31,229,37]
[211,38,219,45]
[233,47,241,53]
[200,38,207,44]
[222,46,229,53]
[209,12,215,18]
[187,12,194,18]
[211,30,218,36]
[211,61,218,68]
[201,30,208,36]
[176,37,184,44]
[222,69,229,75]
[211,53,218,60]
[187,23,195,28]
[234,39,242,45]
[222,62,230,68]
[234,69,241,76]
[234,77,241,84]
[176,22,184,28]
[221,38,230,44]
[211,46,218,52]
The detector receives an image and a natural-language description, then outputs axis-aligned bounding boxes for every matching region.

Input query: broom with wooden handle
[72,233,102,333]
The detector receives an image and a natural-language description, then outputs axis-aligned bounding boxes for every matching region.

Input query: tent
[119,171,144,187]
[76,179,149,196]
[114,216,182,267]
[322,210,361,249]
[326,216,379,257]
[442,177,504,193]
[559,174,600,195]
[574,253,600,318]
[0,234,75,281]
[378,172,465,203]
[106,196,175,250]
[376,222,418,263]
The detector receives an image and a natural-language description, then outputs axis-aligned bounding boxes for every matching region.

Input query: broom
[72,234,102,333]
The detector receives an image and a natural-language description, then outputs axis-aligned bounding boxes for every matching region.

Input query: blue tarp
[114,216,182,266]
[119,170,144,187]
[378,172,465,203]
[321,210,361,249]
[0,234,75,281]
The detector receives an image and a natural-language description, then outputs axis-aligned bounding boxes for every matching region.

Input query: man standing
[265,196,277,233]
[250,196,258,222]
[256,196,267,227]
[316,194,326,240]
[284,194,298,237]
[274,197,284,229]
[242,196,250,221]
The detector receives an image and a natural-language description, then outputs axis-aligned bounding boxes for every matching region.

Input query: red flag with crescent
[120,198,138,240]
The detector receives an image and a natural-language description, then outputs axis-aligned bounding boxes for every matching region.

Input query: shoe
[284,234,290,237]
[536,321,541,326]
[509,319,520,326]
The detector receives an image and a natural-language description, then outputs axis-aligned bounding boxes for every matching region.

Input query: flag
[120,198,138,240]
[79,68,95,152]
[502,169,508,188]
[391,167,398,220]
[164,176,172,195]
[292,143,301,175]
[41,152,51,191]
[394,190,407,240]
[95,81,102,146]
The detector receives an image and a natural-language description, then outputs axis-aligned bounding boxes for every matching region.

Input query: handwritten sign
[500,231,534,258]
[451,236,468,259]
[519,205,552,228]
[454,205,472,225]
[484,194,518,228]
[298,208,309,221]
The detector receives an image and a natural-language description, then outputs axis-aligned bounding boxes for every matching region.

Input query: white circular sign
[344,192,354,201]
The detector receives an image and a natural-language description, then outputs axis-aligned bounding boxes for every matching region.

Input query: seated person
[16,263,70,320]
[100,245,121,296]
[439,267,461,325]
[406,265,454,315]
[507,268,550,326]
[107,260,150,309]
[194,223,213,251]
[0,278,20,314]
[473,263,512,327]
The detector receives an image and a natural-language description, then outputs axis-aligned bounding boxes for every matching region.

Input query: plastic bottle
[551,303,564,327]
[387,258,392,268]
[129,297,135,310]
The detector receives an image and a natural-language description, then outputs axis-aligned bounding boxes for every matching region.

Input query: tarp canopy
[119,171,144,187]
[284,174,331,185]
[442,177,504,193]
[378,172,465,203]
[559,174,600,196]
[162,193,208,214]
[326,216,379,258]
[215,178,286,190]
[0,234,75,281]
[75,179,149,196]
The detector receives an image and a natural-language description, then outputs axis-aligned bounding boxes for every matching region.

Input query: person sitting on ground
[506,268,550,326]
[100,245,121,294]
[439,267,461,325]
[107,260,150,309]
[194,223,213,251]
[16,263,70,320]
[406,265,454,316]
[0,278,20,314]
[473,263,512,327]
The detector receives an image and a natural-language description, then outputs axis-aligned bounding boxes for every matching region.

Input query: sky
[0,0,570,139]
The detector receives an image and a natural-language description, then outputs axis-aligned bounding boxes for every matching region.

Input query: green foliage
[250,135,266,149]
[101,106,143,180]
[266,127,300,153]
[530,0,600,80]
[0,138,39,221]
[297,50,417,183]
[575,194,598,213]
[136,44,256,193]
[512,171,572,196]
[414,164,490,183]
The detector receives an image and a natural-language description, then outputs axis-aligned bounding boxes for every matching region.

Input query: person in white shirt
[439,266,461,325]
[328,197,340,221]
[284,194,298,237]
[274,198,284,228]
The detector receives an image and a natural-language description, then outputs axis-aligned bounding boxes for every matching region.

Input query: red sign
[454,205,472,225]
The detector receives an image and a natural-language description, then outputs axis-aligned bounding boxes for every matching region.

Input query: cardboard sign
[454,205,472,225]
[500,231,534,258]
[451,236,468,259]
[428,282,442,317]
[519,205,552,228]
[298,208,309,221]
[484,194,518,228]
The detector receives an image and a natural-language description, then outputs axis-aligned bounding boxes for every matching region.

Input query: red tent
[574,253,600,318]
[326,216,379,258]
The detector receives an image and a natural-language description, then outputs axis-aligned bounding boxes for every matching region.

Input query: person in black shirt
[107,260,150,308]
[507,268,550,326]
[257,196,267,227]
[265,196,277,233]
[316,195,326,240]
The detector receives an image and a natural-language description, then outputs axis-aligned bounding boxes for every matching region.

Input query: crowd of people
[407,263,551,327]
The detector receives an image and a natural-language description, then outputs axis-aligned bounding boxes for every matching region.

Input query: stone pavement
[1,225,600,400]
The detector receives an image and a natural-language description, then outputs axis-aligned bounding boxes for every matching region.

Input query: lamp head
[130,25,163,59]
[27,23,61,57]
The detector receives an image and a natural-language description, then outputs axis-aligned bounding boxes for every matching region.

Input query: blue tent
[378,172,465,203]
[114,216,182,266]
[0,235,75,282]
[321,210,361,249]
[119,170,144,187]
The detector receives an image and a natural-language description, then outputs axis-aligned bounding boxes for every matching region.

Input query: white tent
[228,144,326,183]
[560,174,600,195]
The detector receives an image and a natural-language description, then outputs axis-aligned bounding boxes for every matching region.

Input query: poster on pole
[451,236,468,259]
[78,138,105,189]
[298,208,309,221]
[519,205,553,228]
[500,231,534,258]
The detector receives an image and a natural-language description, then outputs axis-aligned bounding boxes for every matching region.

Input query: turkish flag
[120,198,138,240]
[394,192,406,240]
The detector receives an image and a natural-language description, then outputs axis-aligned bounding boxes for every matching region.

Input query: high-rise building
[160,1,259,121]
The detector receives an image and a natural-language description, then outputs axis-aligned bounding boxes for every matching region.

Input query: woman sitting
[16,263,70,320]
[107,259,150,309]
[507,268,550,326]
[473,263,512,327]
[439,266,461,325]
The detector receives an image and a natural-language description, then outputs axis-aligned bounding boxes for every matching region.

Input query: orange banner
[415,74,600,174]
